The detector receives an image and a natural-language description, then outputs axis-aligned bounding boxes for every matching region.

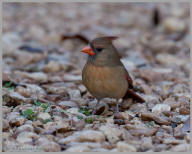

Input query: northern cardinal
[81,36,144,113]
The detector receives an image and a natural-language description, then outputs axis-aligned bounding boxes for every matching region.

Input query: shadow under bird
[81,36,145,114]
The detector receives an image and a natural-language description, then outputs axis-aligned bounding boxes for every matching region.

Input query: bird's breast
[82,63,128,99]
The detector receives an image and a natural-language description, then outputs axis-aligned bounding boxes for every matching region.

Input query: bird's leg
[115,99,120,113]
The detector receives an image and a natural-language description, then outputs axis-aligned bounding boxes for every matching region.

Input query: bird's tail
[123,89,145,103]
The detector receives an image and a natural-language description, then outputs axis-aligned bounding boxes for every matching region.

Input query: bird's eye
[96,48,103,52]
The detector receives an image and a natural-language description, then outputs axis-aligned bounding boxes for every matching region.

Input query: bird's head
[81,36,120,66]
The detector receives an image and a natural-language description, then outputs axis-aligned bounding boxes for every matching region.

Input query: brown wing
[124,71,145,103]
[126,71,133,89]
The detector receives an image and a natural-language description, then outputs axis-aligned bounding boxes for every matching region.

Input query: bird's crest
[91,36,118,45]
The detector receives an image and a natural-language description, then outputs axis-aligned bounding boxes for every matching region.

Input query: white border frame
[0,0,191,153]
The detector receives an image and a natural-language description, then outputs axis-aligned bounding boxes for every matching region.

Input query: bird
[81,36,145,114]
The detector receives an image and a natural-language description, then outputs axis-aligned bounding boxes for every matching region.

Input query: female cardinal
[81,36,144,113]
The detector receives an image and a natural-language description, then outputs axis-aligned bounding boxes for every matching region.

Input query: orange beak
[81,46,95,56]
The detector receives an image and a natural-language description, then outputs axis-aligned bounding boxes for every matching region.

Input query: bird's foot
[91,110,96,115]
[92,106,105,115]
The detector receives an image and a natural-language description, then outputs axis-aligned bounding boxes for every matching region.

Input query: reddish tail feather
[123,89,145,103]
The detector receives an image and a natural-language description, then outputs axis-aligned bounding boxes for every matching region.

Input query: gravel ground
[2,3,190,152]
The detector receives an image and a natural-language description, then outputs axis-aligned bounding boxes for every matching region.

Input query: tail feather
[123,89,145,103]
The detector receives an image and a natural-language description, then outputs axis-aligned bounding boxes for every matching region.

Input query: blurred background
[2,3,190,152]
[3,3,190,72]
